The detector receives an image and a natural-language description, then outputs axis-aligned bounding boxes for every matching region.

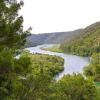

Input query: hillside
[25,29,82,47]
[60,22,100,56]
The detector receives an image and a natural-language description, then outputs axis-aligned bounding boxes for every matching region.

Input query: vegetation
[26,29,82,47]
[60,22,100,56]
[0,0,31,51]
[41,45,62,53]
[24,73,98,100]
[84,53,100,81]
[0,0,99,99]
[95,82,100,99]
[16,52,64,99]
[22,52,64,76]
[84,53,100,98]
[0,0,31,99]
[59,22,100,99]
[50,74,97,100]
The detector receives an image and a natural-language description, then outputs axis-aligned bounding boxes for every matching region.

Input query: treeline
[1,50,99,99]
[60,22,100,81]
[60,21,100,88]
[84,53,100,81]
[0,0,100,100]
[19,52,98,100]
[60,22,100,56]
[84,52,100,98]
[22,52,64,76]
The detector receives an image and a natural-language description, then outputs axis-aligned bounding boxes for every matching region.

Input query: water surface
[25,44,89,79]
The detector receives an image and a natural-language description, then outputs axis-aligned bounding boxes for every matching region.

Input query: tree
[0,0,32,99]
[50,74,97,100]
[0,0,31,51]
[84,53,100,81]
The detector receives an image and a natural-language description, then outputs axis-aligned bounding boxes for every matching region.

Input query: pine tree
[0,0,31,51]
[0,1,32,99]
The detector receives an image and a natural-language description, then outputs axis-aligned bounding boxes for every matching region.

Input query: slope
[60,22,100,56]
[25,29,82,47]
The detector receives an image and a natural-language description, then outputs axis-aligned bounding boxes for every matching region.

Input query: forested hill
[25,29,82,47]
[60,22,100,56]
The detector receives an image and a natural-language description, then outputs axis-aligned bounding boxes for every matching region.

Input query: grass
[41,44,62,53]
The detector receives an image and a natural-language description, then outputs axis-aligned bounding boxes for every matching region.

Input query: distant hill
[25,29,82,47]
[60,21,100,56]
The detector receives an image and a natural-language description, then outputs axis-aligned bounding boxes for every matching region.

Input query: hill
[60,22,100,56]
[25,29,82,47]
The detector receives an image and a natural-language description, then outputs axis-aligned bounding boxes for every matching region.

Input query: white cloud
[20,0,100,33]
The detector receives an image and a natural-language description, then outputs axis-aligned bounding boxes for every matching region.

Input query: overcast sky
[19,0,100,34]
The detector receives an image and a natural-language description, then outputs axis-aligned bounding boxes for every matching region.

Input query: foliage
[41,44,62,53]
[60,22,100,56]
[22,52,64,76]
[1,50,97,100]
[84,53,100,81]
[48,74,97,100]
[0,50,32,100]
[0,0,31,99]
[95,82,100,100]
[15,52,64,100]
[0,0,99,99]
[59,21,100,99]
[0,0,31,51]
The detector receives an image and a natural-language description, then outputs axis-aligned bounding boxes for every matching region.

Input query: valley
[0,0,100,99]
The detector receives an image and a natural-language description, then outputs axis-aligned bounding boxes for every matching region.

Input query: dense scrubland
[0,0,100,100]
[60,22,100,56]
[42,22,100,99]
[60,22,100,82]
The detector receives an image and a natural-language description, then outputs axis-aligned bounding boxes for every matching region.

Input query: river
[25,44,89,79]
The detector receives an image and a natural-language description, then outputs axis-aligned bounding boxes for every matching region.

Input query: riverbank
[26,44,89,79]
[22,51,64,77]
[41,44,62,53]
